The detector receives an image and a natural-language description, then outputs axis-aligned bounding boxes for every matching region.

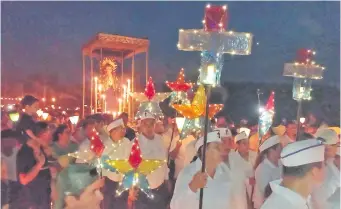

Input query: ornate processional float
[81,33,150,119]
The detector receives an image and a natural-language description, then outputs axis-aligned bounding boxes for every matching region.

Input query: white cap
[140,111,155,121]
[281,139,324,167]
[107,119,124,132]
[238,127,251,137]
[259,135,280,152]
[315,128,338,145]
[214,128,232,138]
[195,131,221,151]
[235,132,248,143]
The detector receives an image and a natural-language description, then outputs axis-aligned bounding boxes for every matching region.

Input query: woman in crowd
[15,122,53,209]
[253,135,282,208]
[51,124,79,157]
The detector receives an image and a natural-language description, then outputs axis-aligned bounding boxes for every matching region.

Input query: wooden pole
[198,85,211,209]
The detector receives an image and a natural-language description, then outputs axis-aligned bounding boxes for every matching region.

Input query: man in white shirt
[261,139,326,209]
[312,146,340,209]
[229,131,257,209]
[101,118,132,209]
[133,111,169,209]
[170,131,233,209]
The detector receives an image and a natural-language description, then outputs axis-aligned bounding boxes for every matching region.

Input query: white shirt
[170,159,232,209]
[261,180,312,209]
[229,150,257,209]
[1,149,18,181]
[138,134,168,189]
[102,137,132,182]
[174,135,196,178]
[311,159,340,209]
[162,128,179,157]
[253,158,282,209]
[75,139,94,163]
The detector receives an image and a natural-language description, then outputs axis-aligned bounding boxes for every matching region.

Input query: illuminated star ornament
[105,138,166,198]
[166,68,193,105]
[130,77,171,119]
[166,68,193,92]
[173,85,223,139]
[177,4,253,86]
[258,91,275,140]
[68,130,105,171]
[172,85,223,119]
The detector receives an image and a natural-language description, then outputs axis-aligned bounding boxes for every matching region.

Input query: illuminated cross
[177,4,253,86]
[283,48,325,101]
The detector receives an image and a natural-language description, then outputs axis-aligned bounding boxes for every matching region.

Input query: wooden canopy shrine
[81,33,150,118]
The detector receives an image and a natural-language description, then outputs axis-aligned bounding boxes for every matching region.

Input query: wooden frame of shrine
[81,32,150,118]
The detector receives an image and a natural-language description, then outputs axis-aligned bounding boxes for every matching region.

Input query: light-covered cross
[177,4,253,86]
[283,48,326,101]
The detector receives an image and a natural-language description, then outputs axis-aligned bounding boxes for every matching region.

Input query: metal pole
[131,52,135,121]
[82,54,85,118]
[90,54,94,113]
[199,85,211,209]
[296,100,302,140]
[146,50,149,83]
[121,51,124,86]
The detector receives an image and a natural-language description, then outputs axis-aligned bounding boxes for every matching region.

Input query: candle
[94,77,98,113]
[118,98,122,113]
[123,85,127,111]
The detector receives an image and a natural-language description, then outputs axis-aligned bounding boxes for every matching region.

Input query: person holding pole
[170,131,233,209]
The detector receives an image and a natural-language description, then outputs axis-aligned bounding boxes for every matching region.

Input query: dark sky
[2,1,340,88]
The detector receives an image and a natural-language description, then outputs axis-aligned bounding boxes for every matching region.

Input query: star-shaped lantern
[258,91,275,140]
[105,138,166,198]
[130,77,171,102]
[131,77,171,119]
[166,68,193,106]
[172,85,223,119]
[68,130,105,173]
[166,68,193,92]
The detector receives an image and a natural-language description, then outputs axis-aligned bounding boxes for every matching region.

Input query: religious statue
[99,57,119,92]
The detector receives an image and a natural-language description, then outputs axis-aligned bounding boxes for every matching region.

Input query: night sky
[2,1,340,88]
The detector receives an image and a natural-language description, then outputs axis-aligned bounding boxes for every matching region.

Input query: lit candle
[118,98,122,113]
[123,85,127,110]
[94,77,98,113]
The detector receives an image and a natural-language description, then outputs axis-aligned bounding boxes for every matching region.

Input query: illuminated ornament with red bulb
[258,91,275,140]
[173,85,224,139]
[105,138,166,198]
[283,49,326,101]
[177,4,253,86]
[131,77,171,119]
[166,68,193,106]
[89,131,105,158]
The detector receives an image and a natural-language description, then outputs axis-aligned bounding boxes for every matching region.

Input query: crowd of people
[1,95,340,209]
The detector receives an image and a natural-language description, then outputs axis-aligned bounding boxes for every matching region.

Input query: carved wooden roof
[82,33,149,59]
